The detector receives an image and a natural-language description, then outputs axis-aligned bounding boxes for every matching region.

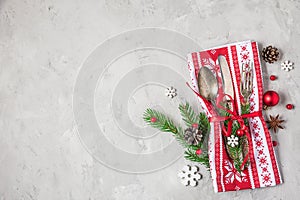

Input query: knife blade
[218,55,235,102]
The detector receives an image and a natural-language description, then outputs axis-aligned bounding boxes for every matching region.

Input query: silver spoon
[197,66,218,104]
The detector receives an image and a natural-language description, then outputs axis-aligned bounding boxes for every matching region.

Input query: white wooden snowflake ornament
[281,60,294,71]
[178,165,202,186]
[165,86,177,98]
[227,135,239,147]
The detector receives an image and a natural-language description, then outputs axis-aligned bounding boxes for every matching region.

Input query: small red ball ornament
[192,123,198,128]
[270,75,277,81]
[263,90,280,107]
[236,129,244,136]
[196,149,202,155]
[286,104,294,110]
[272,141,278,147]
[150,117,157,122]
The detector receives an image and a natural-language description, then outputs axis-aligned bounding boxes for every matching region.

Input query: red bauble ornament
[270,75,277,81]
[272,141,278,147]
[150,117,157,122]
[263,90,280,106]
[286,104,294,110]
[196,149,202,155]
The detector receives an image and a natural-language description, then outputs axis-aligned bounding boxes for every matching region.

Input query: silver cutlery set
[197,55,253,169]
[197,55,253,109]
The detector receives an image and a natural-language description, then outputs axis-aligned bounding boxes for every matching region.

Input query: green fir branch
[143,106,211,170]
[241,103,250,114]
[174,126,189,148]
[178,102,198,127]
[143,108,178,134]
[219,102,248,173]
[241,103,250,126]
[184,148,210,169]
[197,112,210,134]
[143,108,189,148]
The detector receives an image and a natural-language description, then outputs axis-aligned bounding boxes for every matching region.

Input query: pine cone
[184,127,203,145]
[262,45,279,63]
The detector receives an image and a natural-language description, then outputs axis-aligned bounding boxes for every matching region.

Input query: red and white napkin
[187,41,283,192]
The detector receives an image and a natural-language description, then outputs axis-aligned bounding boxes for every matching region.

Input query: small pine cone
[184,127,203,145]
[262,45,280,64]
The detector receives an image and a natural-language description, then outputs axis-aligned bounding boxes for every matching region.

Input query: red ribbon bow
[209,93,262,137]
[186,83,262,169]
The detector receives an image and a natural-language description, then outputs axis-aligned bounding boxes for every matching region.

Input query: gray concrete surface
[1,0,300,199]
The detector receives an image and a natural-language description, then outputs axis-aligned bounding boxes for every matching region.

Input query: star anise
[266,114,285,133]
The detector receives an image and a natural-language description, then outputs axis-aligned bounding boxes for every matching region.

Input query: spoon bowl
[197,67,218,103]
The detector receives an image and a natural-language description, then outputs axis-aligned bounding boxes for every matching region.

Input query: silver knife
[217,55,235,109]
[218,55,249,169]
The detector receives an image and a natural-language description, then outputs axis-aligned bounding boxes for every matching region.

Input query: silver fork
[239,62,253,169]
[241,62,253,105]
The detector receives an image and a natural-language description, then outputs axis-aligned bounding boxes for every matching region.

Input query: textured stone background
[1,0,300,199]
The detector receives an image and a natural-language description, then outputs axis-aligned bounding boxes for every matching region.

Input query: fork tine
[246,66,249,91]
[250,62,253,90]
[240,63,243,89]
[241,67,244,90]
[246,70,250,91]
[247,62,253,91]
[242,63,247,90]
